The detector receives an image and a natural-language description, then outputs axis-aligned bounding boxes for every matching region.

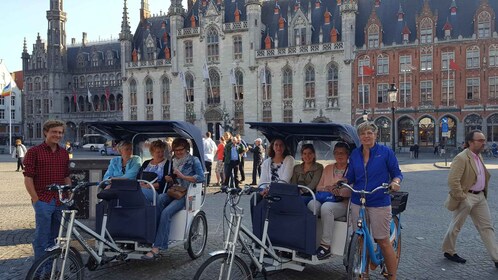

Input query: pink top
[469,151,485,192]
[316,163,351,198]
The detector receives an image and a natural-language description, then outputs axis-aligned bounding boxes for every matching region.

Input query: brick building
[353,0,498,150]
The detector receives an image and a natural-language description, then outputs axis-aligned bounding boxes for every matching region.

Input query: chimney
[71,38,76,45]
[82,32,88,46]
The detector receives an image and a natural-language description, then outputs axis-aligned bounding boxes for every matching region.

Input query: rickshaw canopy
[247,122,360,156]
[88,121,206,171]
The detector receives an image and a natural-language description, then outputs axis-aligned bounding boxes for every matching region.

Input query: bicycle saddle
[97,189,119,201]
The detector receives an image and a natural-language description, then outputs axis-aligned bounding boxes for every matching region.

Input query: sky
[0,0,188,72]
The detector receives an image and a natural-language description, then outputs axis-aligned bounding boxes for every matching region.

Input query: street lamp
[388,84,398,152]
[362,110,369,122]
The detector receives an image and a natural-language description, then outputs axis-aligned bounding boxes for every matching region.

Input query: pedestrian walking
[413,143,419,159]
[249,138,264,185]
[203,131,217,186]
[23,120,72,262]
[12,139,27,171]
[214,136,226,186]
[409,145,414,159]
[223,136,244,187]
[442,130,498,268]
[236,134,249,182]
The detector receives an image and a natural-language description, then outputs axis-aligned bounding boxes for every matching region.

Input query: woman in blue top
[103,140,142,180]
[344,122,403,280]
[142,138,205,260]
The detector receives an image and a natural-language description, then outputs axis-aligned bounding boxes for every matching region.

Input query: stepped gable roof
[132,16,171,59]
[67,41,120,71]
[184,0,247,27]
[260,0,341,48]
[356,0,498,47]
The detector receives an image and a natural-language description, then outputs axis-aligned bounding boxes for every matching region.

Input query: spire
[140,0,150,23]
[398,4,404,22]
[450,0,457,16]
[23,37,27,53]
[120,0,133,41]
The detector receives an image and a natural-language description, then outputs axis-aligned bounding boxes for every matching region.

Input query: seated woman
[308,142,351,260]
[260,138,294,186]
[103,140,142,180]
[290,144,323,197]
[142,138,205,260]
[137,140,171,204]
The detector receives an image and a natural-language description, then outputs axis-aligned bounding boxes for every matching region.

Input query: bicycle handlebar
[47,181,99,205]
[338,182,391,195]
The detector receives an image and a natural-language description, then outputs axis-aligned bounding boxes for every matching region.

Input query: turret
[22,38,30,71]
[140,0,151,23]
[168,0,185,73]
[340,0,357,63]
[245,0,263,68]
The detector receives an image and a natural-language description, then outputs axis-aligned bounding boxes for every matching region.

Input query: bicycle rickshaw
[195,122,408,279]
[26,121,208,279]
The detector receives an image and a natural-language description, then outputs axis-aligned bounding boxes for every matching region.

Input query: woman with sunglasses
[142,138,205,260]
[309,142,351,259]
[290,144,323,194]
[103,140,142,180]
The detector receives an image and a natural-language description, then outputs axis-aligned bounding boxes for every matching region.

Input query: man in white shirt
[203,132,217,186]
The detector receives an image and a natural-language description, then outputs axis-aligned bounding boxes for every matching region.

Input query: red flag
[449,59,459,71]
[72,88,77,105]
[361,65,375,76]
[105,87,110,101]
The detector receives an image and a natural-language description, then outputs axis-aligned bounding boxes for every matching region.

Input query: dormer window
[477,11,491,39]
[420,18,433,44]
[146,39,155,61]
[368,24,379,48]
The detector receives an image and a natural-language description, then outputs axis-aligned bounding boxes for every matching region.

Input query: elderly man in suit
[442,130,498,268]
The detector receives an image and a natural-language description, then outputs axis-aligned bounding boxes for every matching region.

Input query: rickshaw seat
[95,179,156,243]
[252,183,316,255]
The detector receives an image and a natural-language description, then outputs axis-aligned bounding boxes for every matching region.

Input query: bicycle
[339,182,407,280]
[194,183,317,280]
[25,179,156,280]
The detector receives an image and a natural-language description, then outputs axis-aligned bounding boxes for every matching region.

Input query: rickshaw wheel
[187,211,208,259]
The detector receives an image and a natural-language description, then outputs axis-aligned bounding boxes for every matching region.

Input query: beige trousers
[442,192,498,261]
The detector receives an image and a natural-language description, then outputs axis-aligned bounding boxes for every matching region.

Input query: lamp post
[388,84,398,152]
[362,110,369,122]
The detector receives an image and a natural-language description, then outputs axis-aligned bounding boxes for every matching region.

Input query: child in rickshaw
[290,143,323,198]
[308,142,351,259]
[142,138,205,260]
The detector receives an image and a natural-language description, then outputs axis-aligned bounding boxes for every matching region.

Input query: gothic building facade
[353,0,498,150]
[120,0,357,140]
[22,0,123,144]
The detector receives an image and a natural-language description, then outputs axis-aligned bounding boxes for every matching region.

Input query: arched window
[375,117,391,146]
[78,96,85,112]
[162,77,170,120]
[145,78,153,105]
[64,97,70,113]
[327,64,339,107]
[489,45,498,67]
[304,65,315,109]
[262,68,272,100]
[92,95,100,111]
[146,39,155,61]
[417,117,434,147]
[100,94,107,111]
[367,24,379,48]
[477,11,491,38]
[129,79,137,120]
[420,18,433,44]
[115,94,122,111]
[42,76,48,90]
[439,116,457,146]
[487,114,498,142]
[87,75,93,87]
[466,46,480,69]
[399,117,415,147]
[233,69,244,100]
[109,74,115,86]
[34,77,41,91]
[185,73,194,102]
[145,78,153,120]
[94,74,100,87]
[282,67,292,100]
[207,69,220,105]
[207,28,219,62]
[464,114,483,134]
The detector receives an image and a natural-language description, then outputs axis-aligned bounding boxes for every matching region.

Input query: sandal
[316,245,331,260]
[141,250,159,260]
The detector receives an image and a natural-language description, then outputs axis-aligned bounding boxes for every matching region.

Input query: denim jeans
[153,193,185,250]
[32,199,65,261]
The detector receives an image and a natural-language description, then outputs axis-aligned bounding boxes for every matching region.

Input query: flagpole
[8,95,11,154]
[361,68,365,110]
[447,63,450,107]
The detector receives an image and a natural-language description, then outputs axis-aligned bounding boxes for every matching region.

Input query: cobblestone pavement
[2,153,498,279]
